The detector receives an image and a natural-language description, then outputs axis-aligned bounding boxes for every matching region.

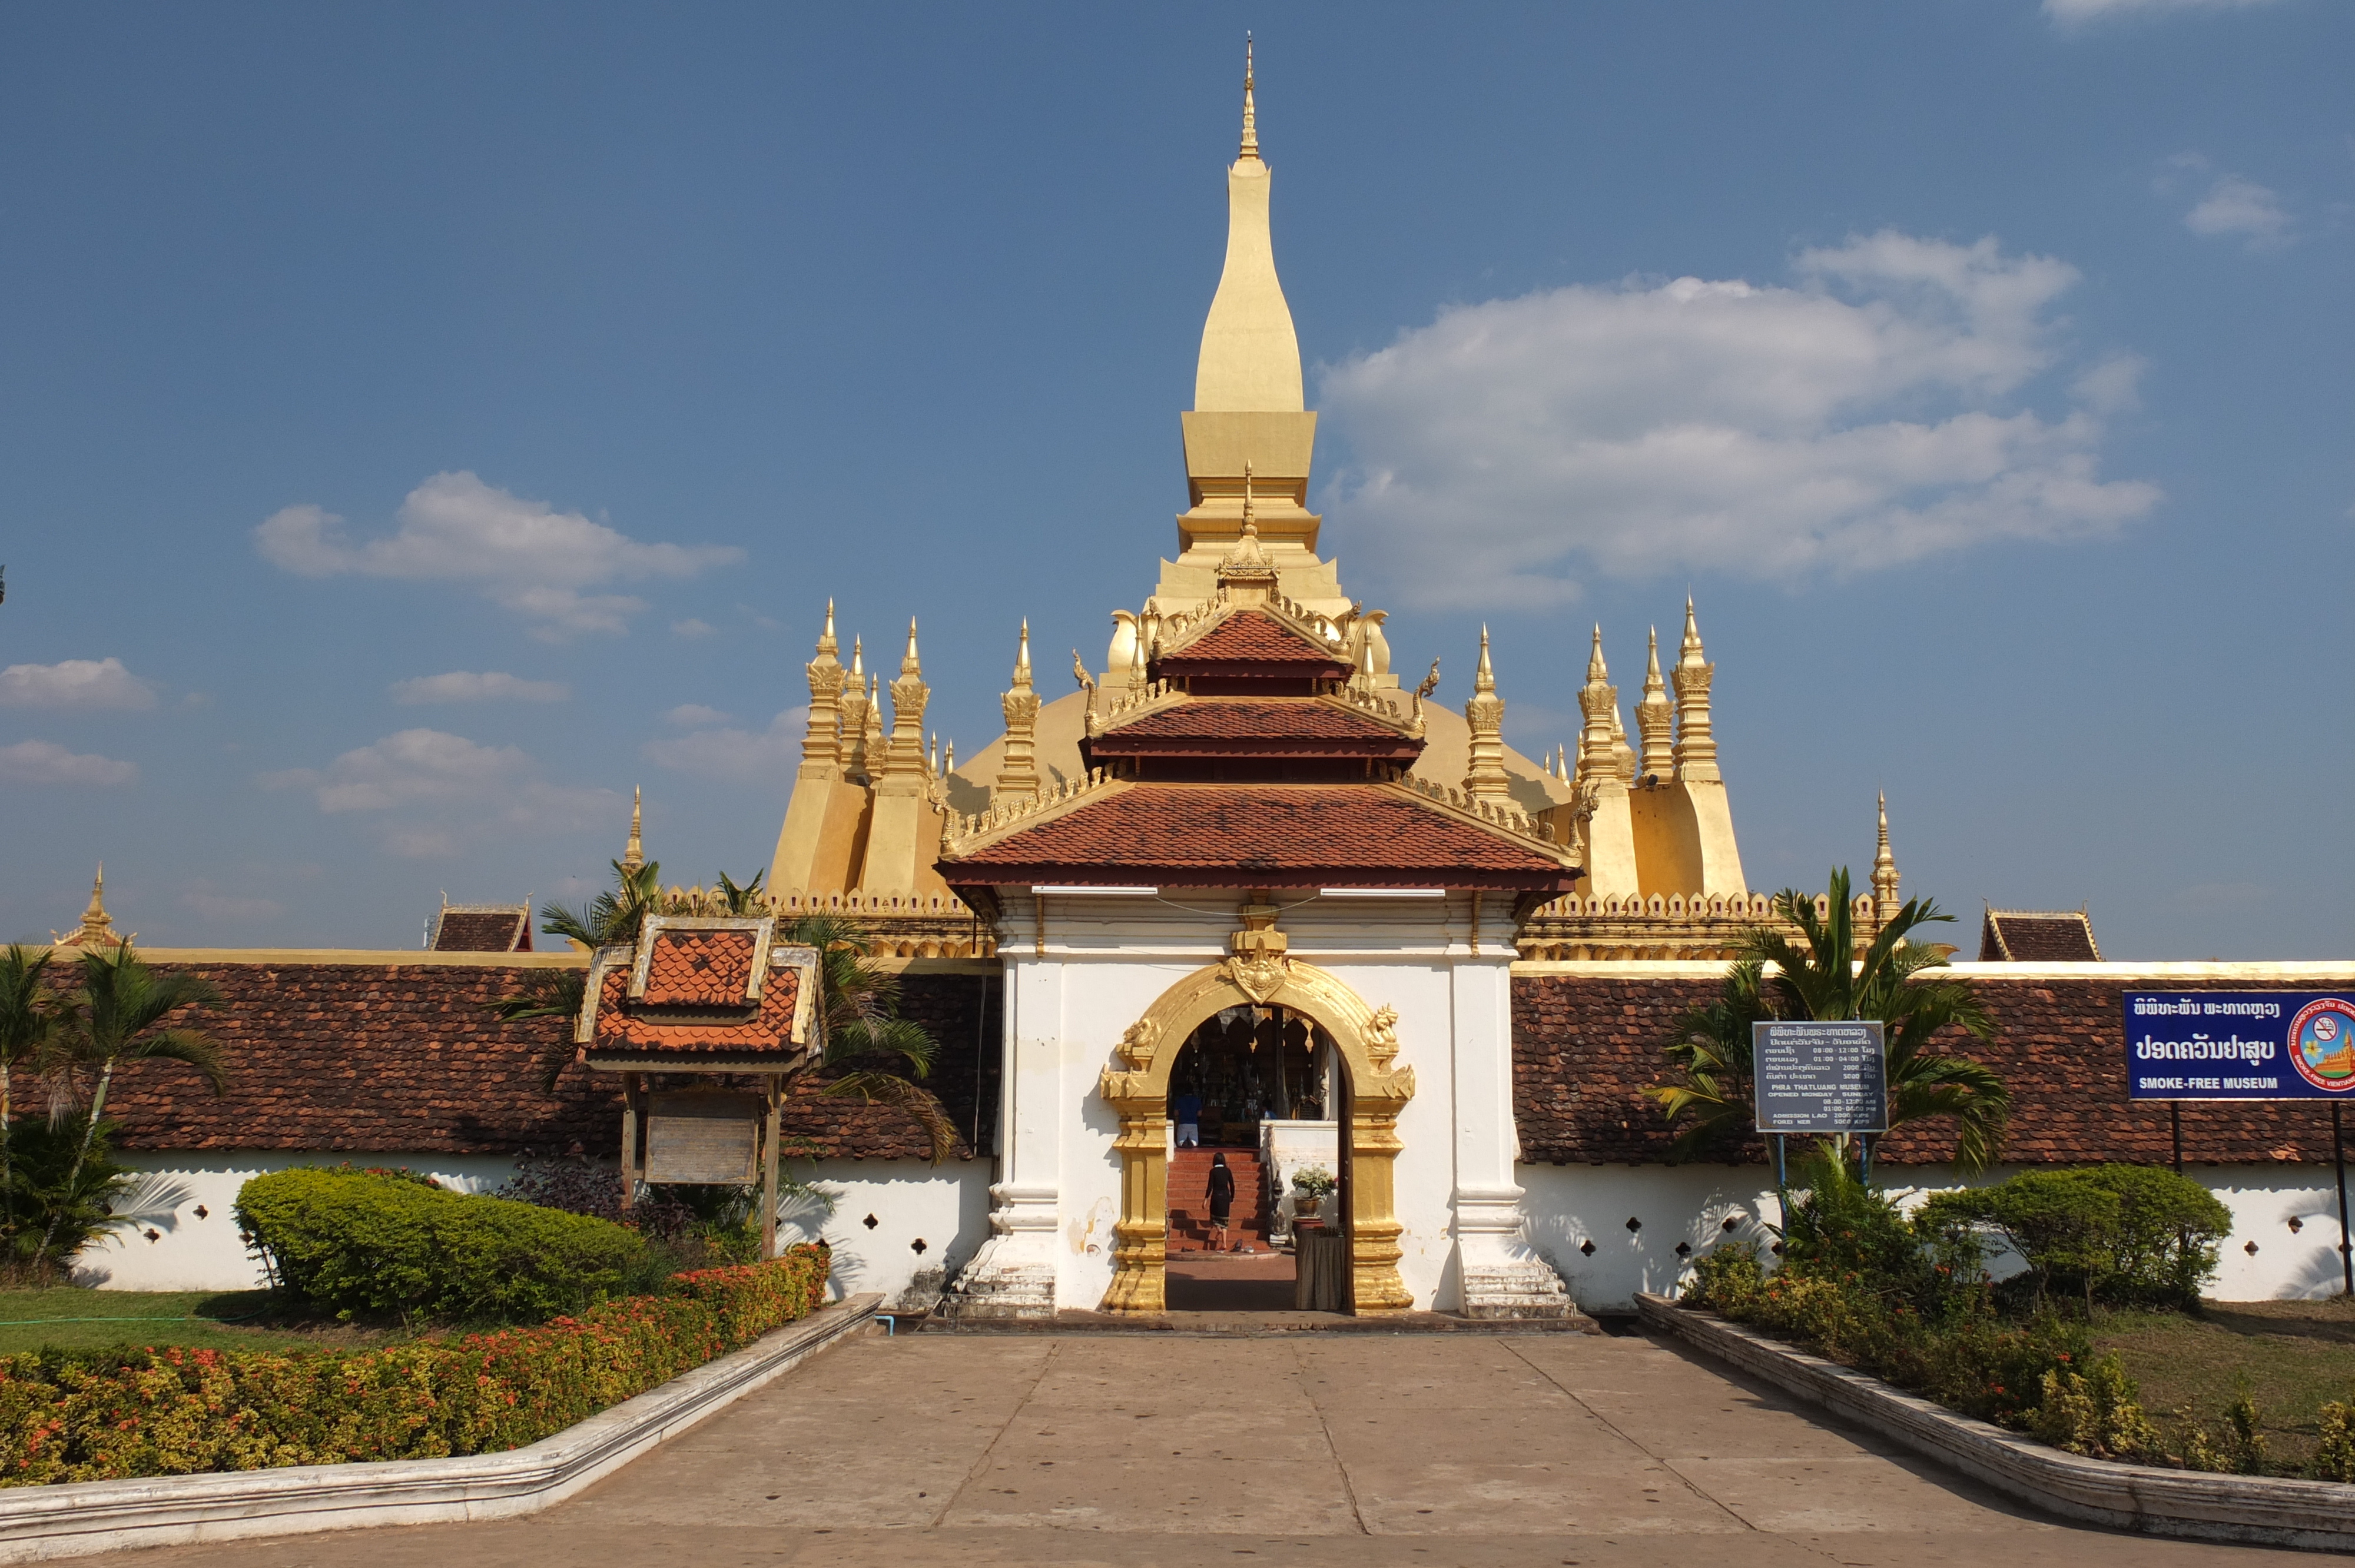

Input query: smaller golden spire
[1587,624,1608,684]
[944,739,956,776]
[57,863,131,950]
[1474,626,1496,695]
[1636,626,1675,782]
[928,732,940,775]
[1463,627,1510,803]
[850,634,865,682]
[1239,34,1259,162]
[621,788,645,871]
[902,617,922,677]
[818,597,838,657]
[1872,791,1903,925]
[1014,617,1033,683]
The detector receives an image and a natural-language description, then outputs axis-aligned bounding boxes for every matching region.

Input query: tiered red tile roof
[1979,910,2102,962]
[636,926,758,1007]
[1153,609,1348,679]
[943,782,1577,890]
[427,906,532,952]
[586,961,805,1057]
[1088,697,1421,762]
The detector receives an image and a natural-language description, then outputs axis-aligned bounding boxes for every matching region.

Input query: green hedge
[236,1167,646,1323]
[0,1245,830,1488]
[1917,1164,2233,1310]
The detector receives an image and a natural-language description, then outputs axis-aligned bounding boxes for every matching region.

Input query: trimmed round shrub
[1917,1163,2232,1310]
[236,1167,646,1323]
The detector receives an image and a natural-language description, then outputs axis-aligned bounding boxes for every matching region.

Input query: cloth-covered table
[1293,1225,1348,1312]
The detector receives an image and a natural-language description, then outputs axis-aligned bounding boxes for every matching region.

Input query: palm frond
[813,1072,959,1164]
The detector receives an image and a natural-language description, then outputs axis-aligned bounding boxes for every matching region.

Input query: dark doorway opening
[1163,1004,1344,1311]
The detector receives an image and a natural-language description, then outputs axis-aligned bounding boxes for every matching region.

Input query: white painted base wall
[75,1148,2346,1314]
[82,1152,521,1293]
[1519,1161,2355,1313]
[777,1159,994,1312]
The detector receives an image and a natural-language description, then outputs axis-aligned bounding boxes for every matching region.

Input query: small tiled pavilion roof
[579,917,818,1064]
[1979,909,2101,962]
[427,905,532,952]
[941,782,1578,891]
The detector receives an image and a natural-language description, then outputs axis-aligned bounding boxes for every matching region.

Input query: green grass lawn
[2095,1295,2355,1470]
[0,1289,390,1356]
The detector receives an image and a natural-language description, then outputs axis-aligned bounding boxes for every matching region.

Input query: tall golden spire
[839,637,872,782]
[621,789,644,872]
[1195,39,1302,413]
[1670,596,1720,783]
[1872,791,1903,926]
[1636,627,1675,782]
[798,600,847,782]
[1578,626,1620,782]
[885,618,929,780]
[1464,627,1511,804]
[1239,35,1259,162]
[997,619,1043,804]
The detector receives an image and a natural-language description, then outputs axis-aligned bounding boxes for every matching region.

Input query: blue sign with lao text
[2125,992,2355,1101]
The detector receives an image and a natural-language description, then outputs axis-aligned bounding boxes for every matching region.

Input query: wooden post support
[619,1072,642,1213]
[761,1077,783,1261]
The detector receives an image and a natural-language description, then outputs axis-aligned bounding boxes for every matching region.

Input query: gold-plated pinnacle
[817,598,837,656]
[1013,619,1033,684]
[1239,35,1259,161]
[82,864,111,935]
[622,788,645,871]
[1474,626,1496,694]
[1587,624,1609,683]
[1241,460,1258,536]
[902,617,922,676]
[850,635,865,681]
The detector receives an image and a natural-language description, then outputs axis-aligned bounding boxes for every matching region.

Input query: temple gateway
[74,61,2354,1315]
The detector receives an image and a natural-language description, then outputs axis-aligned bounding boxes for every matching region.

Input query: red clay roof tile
[943,783,1575,888]
[1156,610,1348,672]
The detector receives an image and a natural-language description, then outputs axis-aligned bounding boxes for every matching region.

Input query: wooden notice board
[643,1090,764,1184]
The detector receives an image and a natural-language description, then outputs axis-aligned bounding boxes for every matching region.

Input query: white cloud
[672,618,719,639]
[390,670,571,705]
[261,727,614,857]
[0,739,137,786]
[2044,0,2281,21]
[255,471,743,637]
[662,703,734,727]
[0,657,157,711]
[1317,231,2161,610]
[2184,175,2293,249]
[642,709,808,785]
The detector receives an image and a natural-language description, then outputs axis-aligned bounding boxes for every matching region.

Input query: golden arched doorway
[1097,957,1414,1314]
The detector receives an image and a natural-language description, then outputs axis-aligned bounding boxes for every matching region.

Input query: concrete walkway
[108,1330,2316,1566]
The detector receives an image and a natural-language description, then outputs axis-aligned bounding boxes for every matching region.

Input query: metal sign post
[2336,1104,2353,1298]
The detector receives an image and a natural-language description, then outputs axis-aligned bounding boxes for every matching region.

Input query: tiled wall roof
[107,962,999,1162]
[1512,971,2355,1167]
[1156,610,1341,670]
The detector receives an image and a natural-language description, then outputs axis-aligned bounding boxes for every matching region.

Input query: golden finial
[944,739,956,775]
[1014,618,1033,683]
[850,634,865,681]
[1679,596,1704,665]
[1239,34,1259,162]
[1474,626,1496,695]
[817,598,837,657]
[622,788,645,871]
[1872,791,1903,924]
[1241,460,1258,537]
[928,732,940,774]
[902,617,922,676]
[57,863,130,949]
[1587,624,1610,683]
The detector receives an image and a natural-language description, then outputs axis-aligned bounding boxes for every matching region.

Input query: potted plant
[1290,1165,1336,1228]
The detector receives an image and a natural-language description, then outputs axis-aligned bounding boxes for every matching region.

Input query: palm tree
[1650,868,2010,1174]
[0,946,64,1246]
[38,946,227,1265]
[782,911,956,1163]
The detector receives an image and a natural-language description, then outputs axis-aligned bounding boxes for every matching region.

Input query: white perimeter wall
[81,1149,996,1309]
[82,1151,521,1293]
[1521,1161,2354,1313]
[778,1158,993,1311]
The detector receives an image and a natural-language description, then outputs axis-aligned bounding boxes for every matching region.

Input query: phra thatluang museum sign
[64,57,2355,1317]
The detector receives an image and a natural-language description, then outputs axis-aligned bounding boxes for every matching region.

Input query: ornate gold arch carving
[1097,958,1415,1315]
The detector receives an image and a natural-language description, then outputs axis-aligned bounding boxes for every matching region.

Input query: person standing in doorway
[1173,1086,1202,1148]
[1208,1151,1235,1252]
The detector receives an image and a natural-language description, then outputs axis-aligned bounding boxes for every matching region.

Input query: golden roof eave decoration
[941,766,1126,859]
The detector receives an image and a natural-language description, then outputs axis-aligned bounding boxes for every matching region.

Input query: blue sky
[1,1,2347,957]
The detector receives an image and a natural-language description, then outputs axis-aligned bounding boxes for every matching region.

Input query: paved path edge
[0,1292,884,1564]
[1635,1291,2355,1553]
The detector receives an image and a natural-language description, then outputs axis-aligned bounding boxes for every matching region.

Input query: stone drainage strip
[0,1292,883,1565]
[1636,1291,2355,1554]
